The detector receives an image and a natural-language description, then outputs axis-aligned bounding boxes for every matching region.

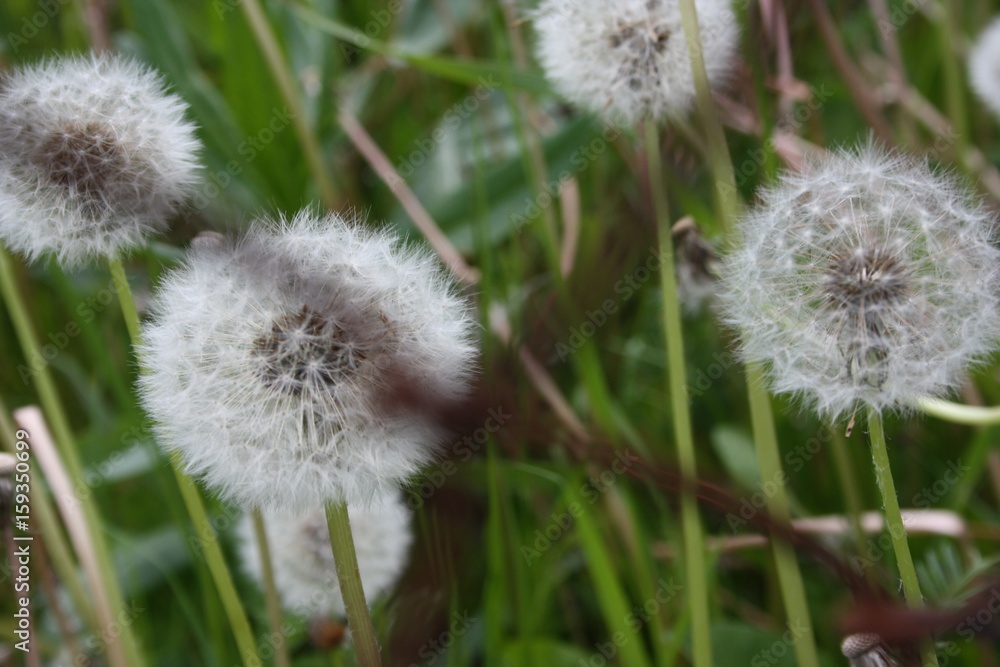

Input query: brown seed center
[822,245,909,310]
[31,122,128,202]
[252,306,367,396]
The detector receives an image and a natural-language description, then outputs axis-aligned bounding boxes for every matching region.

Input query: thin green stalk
[0,248,142,667]
[645,117,712,667]
[325,501,382,667]
[745,364,820,667]
[252,512,292,667]
[675,5,820,662]
[108,258,141,343]
[108,260,260,666]
[677,0,738,228]
[828,426,867,553]
[170,456,261,665]
[239,0,339,209]
[867,408,939,667]
[936,2,968,158]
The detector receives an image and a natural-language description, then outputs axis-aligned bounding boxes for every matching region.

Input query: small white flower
[139,211,477,512]
[719,144,1000,420]
[533,0,738,125]
[237,493,412,619]
[969,16,1000,121]
[0,53,200,267]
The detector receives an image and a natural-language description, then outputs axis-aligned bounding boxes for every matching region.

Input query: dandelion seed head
[841,633,898,666]
[138,211,478,511]
[533,0,738,125]
[719,144,1000,420]
[969,16,1000,121]
[237,493,412,619]
[0,54,201,267]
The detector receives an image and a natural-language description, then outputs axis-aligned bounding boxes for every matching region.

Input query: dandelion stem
[252,511,292,667]
[325,501,382,667]
[0,248,141,667]
[867,408,940,667]
[644,116,713,667]
[918,397,1000,425]
[108,259,261,667]
[745,364,820,667]
[108,257,141,342]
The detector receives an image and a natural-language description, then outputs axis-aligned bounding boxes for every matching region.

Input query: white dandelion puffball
[533,0,738,125]
[0,54,200,267]
[969,16,1000,120]
[139,211,478,511]
[238,493,412,618]
[719,144,1000,420]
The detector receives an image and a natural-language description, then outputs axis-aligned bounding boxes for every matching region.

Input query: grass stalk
[108,258,261,666]
[644,116,712,667]
[325,501,382,667]
[676,4,820,663]
[238,0,339,210]
[0,248,143,667]
[828,426,867,553]
[252,511,292,667]
[745,364,820,667]
[867,408,939,667]
[676,0,738,227]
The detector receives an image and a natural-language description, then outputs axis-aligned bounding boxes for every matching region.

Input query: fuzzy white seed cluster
[969,16,1000,121]
[139,211,477,512]
[719,144,1000,420]
[533,0,738,125]
[0,54,200,267]
[238,493,412,618]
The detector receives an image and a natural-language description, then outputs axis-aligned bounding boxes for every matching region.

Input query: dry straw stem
[653,509,972,556]
[14,407,130,667]
[337,108,479,285]
[802,0,893,142]
[339,107,592,444]
[0,397,97,635]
